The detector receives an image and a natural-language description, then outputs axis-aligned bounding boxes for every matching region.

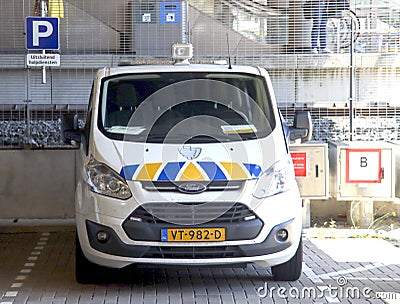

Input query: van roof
[103,64,264,77]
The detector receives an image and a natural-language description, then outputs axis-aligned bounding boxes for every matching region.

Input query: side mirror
[289,111,312,143]
[61,113,82,145]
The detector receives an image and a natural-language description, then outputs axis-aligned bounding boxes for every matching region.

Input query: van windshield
[99,72,275,143]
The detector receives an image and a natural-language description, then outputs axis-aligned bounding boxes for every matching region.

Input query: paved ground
[0,228,399,304]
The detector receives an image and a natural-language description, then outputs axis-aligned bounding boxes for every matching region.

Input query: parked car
[62,43,312,283]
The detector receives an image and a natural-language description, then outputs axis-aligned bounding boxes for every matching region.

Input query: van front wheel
[271,238,303,281]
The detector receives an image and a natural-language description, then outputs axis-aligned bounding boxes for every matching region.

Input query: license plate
[161,228,226,242]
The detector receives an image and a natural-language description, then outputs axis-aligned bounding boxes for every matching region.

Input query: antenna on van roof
[226,33,232,69]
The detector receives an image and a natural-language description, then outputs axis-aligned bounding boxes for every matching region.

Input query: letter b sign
[360,156,368,167]
[26,17,59,50]
[346,149,382,183]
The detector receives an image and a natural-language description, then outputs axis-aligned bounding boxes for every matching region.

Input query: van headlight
[85,158,132,200]
[252,158,295,199]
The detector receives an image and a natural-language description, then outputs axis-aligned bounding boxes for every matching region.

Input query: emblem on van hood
[178,146,202,160]
[178,182,207,194]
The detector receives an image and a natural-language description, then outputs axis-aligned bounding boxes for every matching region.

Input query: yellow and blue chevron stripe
[120,161,262,181]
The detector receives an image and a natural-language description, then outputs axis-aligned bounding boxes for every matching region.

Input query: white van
[63,44,312,283]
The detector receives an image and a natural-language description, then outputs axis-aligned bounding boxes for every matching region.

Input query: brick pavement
[0,230,399,304]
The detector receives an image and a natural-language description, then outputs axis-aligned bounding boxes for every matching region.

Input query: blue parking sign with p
[26,17,59,50]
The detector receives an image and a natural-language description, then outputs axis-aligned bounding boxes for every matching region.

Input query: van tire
[75,234,101,284]
[271,238,303,281]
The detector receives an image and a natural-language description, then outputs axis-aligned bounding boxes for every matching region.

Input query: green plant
[320,218,337,229]
[368,211,397,230]
[328,218,337,228]
[349,200,398,230]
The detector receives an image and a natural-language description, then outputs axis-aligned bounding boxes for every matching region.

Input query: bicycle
[326,8,360,51]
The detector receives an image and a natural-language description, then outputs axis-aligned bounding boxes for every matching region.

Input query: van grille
[141,180,243,191]
[144,245,243,259]
[129,202,257,225]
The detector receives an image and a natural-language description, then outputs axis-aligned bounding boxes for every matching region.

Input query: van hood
[92,132,286,182]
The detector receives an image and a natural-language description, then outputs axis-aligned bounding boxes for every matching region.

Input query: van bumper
[78,216,301,268]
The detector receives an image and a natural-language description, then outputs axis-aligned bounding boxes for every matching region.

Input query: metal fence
[1,0,400,147]
[1,0,400,55]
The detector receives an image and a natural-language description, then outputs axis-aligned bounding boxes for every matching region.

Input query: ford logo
[178,182,207,194]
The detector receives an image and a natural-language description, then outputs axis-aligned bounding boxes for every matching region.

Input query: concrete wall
[0,150,76,219]
[0,149,399,223]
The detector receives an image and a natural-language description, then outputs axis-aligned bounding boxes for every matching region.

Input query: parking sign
[26,17,59,50]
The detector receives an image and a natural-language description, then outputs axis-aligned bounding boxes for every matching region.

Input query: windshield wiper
[144,133,188,143]
[185,135,219,143]
[139,133,257,143]
[238,133,257,140]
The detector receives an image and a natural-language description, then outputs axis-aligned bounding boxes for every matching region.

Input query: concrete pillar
[347,200,374,228]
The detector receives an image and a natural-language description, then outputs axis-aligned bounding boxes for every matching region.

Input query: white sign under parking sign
[27,53,60,66]
[346,149,382,183]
